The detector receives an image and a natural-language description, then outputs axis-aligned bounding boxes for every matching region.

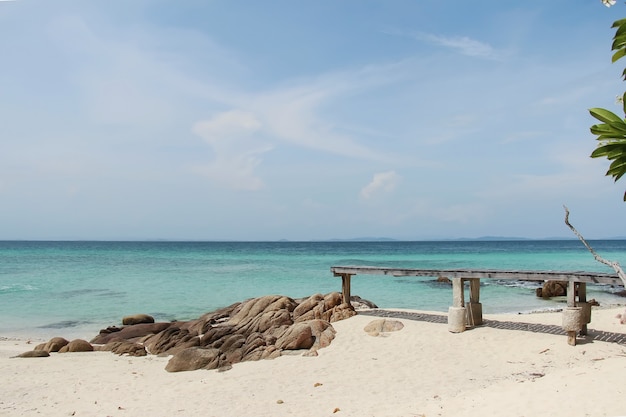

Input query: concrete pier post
[449,278,467,332]
[562,307,584,346]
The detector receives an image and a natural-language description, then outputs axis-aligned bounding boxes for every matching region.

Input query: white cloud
[192,110,269,190]
[193,110,261,142]
[360,171,400,199]
[416,32,504,60]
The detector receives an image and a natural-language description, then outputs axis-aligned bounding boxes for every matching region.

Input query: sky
[1,0,626,241]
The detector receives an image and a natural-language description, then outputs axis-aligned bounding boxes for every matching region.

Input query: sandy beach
[1,306,625,417]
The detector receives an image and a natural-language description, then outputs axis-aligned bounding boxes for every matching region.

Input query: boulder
[436,276,452,285]
[14,350,50,358]
[122,314,155,326]
[229,295,297,328]
[59,339,93,353]
[275,319,336,350]
[350,295,378,310]
[165,347,222,372]
[35,337,69,353]
[143,326,199,355]
[537,281,568,299]
[364,319,404,336]
[101,341,147,356]
[91,322,172,344]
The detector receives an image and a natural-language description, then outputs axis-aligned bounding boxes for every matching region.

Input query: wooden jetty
[330,266,623,346]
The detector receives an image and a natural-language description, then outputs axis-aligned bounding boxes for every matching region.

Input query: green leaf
[589,108,624,123]
[608,120,626,133]
[612,48,626,63]
[611,18,626,29]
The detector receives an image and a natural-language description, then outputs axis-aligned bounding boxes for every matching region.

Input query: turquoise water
[1,240,625,340]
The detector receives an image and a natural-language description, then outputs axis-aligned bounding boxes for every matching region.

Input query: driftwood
[563,205,626,286]
[563,205,626,323]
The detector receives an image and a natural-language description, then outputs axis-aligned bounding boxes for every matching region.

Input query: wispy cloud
[419,33,500,59]
[189,63,406,189]
[383,28,505,60]
[360,171,400,199]
[192,110,270,190]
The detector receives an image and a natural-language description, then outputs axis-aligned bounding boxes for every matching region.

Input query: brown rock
[229,295,297,328]
[102,341,147,356]
[350,295,378,310]
[165,347,222,372]
[364,319,404,336]
[13,350,50,358]
[276,320,335,350]
[35,337,69,353]
[143,326,198,355]
[538,281,568,299]
[276,322,314,350]
[88,292,363,372]
[59,339,93,353]
[122,314,155,326]
[235,308,294,334]
[325,303,357,323]
[436,276,452,284]
[90,322,172,344]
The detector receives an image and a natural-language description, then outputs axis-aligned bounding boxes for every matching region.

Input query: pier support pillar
[466,302,483,327]
[577,283,589,335]
[449,278,467,332]
[562,307,584,346]
[466,278,483,326]
[448,306,467,333]
[340,274,352,305]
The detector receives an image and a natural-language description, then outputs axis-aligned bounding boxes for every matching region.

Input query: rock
[276,319,336,350]
[143,326,198,355]
[35,337,69,353]
[350,295,378,310]
[102,341,147,356]
[122,314,155,326]
[537,281,568,299]
[364,319,404,336]
[13,350,50,358]
[436,276,452,285]
[326,303,357,323]
[90,322,172,344]
[165,347,222,372]
[89,292,357,372]
[276,322,314,350]
[229,295,297,327]
[58,339,93,353]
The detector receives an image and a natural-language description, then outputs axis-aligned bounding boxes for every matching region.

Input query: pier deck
[330,266,623,345]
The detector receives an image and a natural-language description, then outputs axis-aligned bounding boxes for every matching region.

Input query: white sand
[1,307,626,417]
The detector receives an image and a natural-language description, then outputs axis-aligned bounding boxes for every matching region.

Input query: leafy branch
[589,14,626,200]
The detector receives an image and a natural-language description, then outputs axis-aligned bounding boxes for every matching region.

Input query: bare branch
[563,205,626,288]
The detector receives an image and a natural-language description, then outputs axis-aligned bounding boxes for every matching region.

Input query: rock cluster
[22,292,360,373]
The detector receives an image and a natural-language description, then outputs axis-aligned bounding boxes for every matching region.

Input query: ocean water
[1,240,625,340]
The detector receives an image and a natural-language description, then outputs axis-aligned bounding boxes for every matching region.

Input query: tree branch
[563,205,626,288]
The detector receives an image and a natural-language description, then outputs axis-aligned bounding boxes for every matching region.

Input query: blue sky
[1,0,625,240]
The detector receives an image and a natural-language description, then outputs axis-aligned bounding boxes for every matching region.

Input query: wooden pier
[330,266,623,346]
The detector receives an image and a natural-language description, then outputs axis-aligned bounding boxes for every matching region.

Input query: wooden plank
[331,266,622,286]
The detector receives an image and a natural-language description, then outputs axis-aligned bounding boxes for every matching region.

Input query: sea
[1,240,625,341]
